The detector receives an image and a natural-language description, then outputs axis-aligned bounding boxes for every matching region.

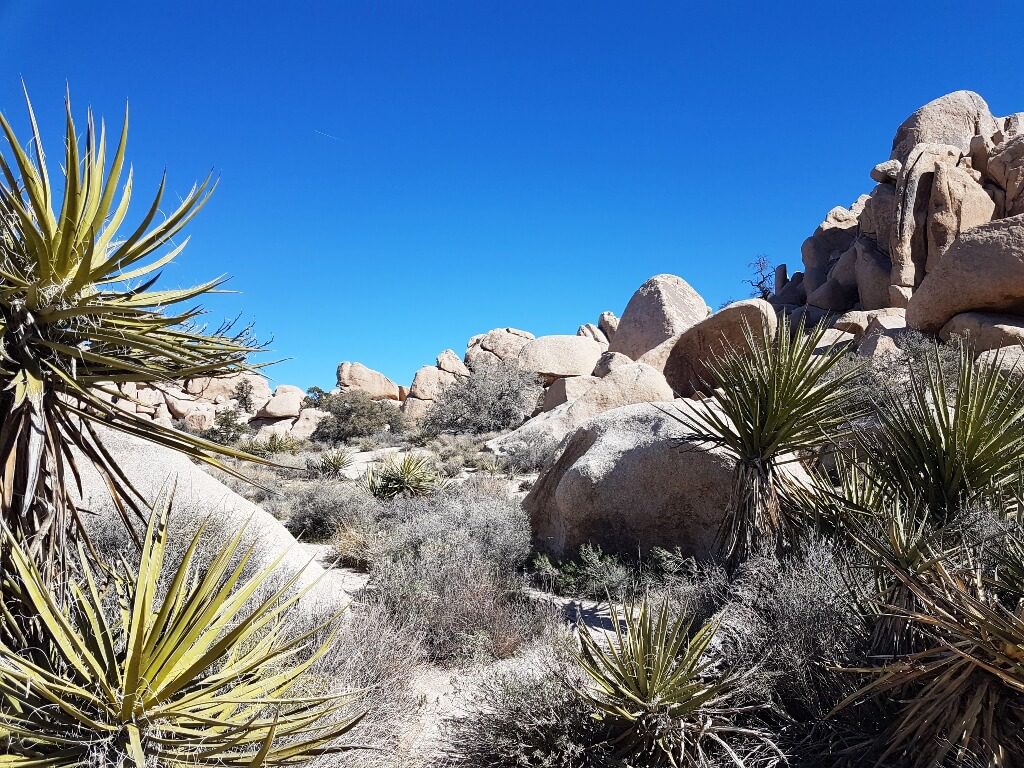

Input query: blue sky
[1,1,1021,389]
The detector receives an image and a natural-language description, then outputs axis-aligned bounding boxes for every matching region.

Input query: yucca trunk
[722,458,782,566]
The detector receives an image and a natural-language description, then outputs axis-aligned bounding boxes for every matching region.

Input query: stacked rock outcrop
[770,90,1024,361]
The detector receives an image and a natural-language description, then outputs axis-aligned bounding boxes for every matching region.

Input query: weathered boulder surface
[833,308,906,337]
[186,373,272,411]
[257,384,306,419]
[592,351,633,377]
[289,408,330,441]
[663,299,778,397]
[800,202,864,294]
[465,327,534,366]
[906,215,1024,333]
[889,90,997,165]
[609,275,710,360]
[976,346,1024,377]
[855,237,894,310]
[74,429,343,603]
[402,349,469,420]
[577,323,608,344]
[336,362,401,401]
[542,375,599,412]
[524,402,731,558]
[939,311,1024,352]
[598,311,619,341]
[517,335,605,383]
[489,364,673,450]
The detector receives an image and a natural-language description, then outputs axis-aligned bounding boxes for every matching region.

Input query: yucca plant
[0,490,363,766]
[364,453,445,500]
[836,554,1024,767]
[306,448,355,479]
[665,315,865,565]
[863,341,1024,521]
[0,91,268,584]
[572,598,781,767]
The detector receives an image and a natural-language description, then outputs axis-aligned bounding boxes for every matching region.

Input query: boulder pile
[771,90,1024,357]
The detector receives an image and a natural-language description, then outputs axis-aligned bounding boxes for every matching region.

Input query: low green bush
[198,406,252,444]
[306,388,406,444]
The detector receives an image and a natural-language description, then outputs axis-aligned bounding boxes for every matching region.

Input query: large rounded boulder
[662,299,777,397]
[489,363,674,451]
[906,214,1024,333]
[516,335,605,383]
[889,90,997,165]
[609,274,710,360]
[524,401,732,559]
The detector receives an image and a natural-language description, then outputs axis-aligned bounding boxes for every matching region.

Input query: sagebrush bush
[291,601,426,768]
[422,359,541,435]
[368,483,550,663]
[495,431,561,473]
[285,482,382,547]
[439,651,607,768]
[308,388,407,444]
[717,541,865,721]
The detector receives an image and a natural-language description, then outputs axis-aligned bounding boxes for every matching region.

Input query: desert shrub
[532,544,633,600]
[368,484,548,663]
[364,453,446,500]
[424,433,491,477]
[532,545,728,614]
[572,598,782,767]
[307,448,356,479]
[286,482,382,548]
[309,389,406,444]
[439,651,608,768]
[290,601,426,768]
[233,377,256,412]
[717,542,866,721]
[496,431,561,474]
[238,432,301,457]
[198,405,252,444]
[0,495,361,765]
[421,359,541,435]
[828,329,963,419]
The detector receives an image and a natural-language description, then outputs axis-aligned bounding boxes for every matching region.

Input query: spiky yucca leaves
[837,552,1024,768]
[306,448,355,479]
[665,315,864,566]
[572,599,781,767]
[0,92,267,584]
[364,453,445,500]
[0,491,363,766]
[863,341,1024,521]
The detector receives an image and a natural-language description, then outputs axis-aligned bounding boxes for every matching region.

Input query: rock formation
[768,89,1024,368]
[608,274,710,360]
[524,402,733,558]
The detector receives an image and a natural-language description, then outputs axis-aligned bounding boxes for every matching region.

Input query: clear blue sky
[1,1,1021,389]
